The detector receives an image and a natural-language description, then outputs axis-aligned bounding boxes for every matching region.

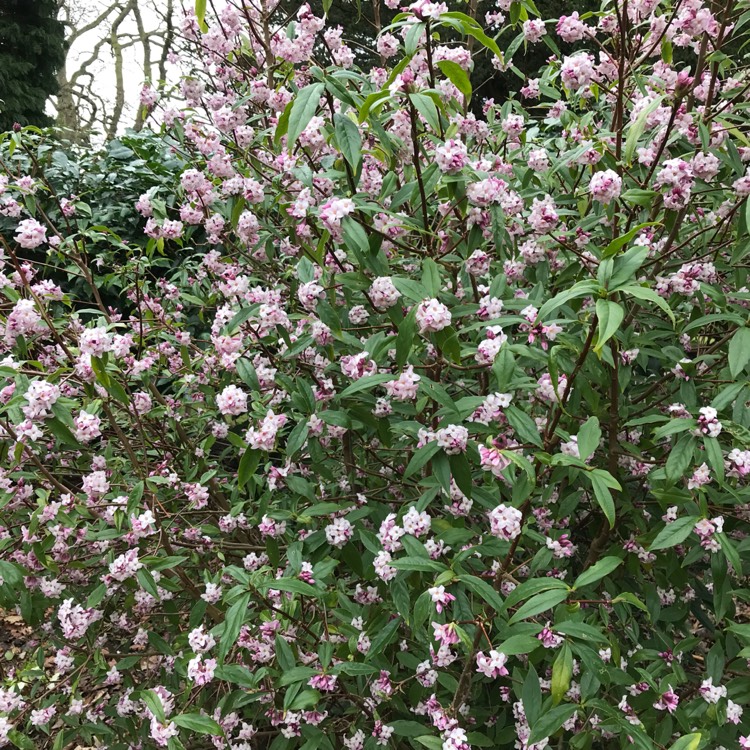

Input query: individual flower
[415,298,452,333]
[589,169,622,204]
[14,218,47,249]
[370,276,402,310]
[216,385,248,416]
[488,504,523,540]
[435,139,468,172]
[476,650,509,678]
[653,686,679,713]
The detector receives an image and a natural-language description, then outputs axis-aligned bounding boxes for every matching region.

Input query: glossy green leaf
[436,60,472,100]
[172,713,223,736]
[573,556,623,589]
[594,300,624,353]
[577,416,601,461]
[551,643,573,704]
[728,327,750,377]
[286,83,325,151]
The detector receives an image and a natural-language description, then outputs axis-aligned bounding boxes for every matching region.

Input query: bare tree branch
[54,0,179,141]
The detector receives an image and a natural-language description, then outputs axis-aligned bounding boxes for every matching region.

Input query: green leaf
[621,188,658,206]
[717,532,742,575]
[259,577,319,598]
[441,12,504,59]
[390,557,447,573]
[342,217,372,260]
[279,666,318,686]
[728,327,750,377]
[587,471,617,528]
[414,737,444,750]
[436,60,472,100]
[287,688,321,711]
[390,721,433,738]
[224,305,258,334]
[276,633,296,671]
[702,436,724,483]
[618,283,676,324]
[331,661,379,676]
[334,113,362,171]
[286,421,310,458]
[551,643,573,705]
[577,416,601,461]
[218,592,250,661]
[142,690,167,724]
[214,664,258,689]
[46,417,79,448]
[195,0,208,32]
[409,93,441,133]
[87,582,107,608]
[8,732,36,750]
[457,574,504,612]
[236,358,260,391]
[594,300,624,353]
[505,405,543,447]
[668,734,702,750]
[509,589,569,624]
[357,90,391,124]
[608,246,650,288]
[238,448,261,489]
[421,258,442,296]
[434,326,461,364]
[338,373,394,398]
[527,704,578,745]
[137,567,160,599]
[573,556,623,589]
[172,713,223,736]
[391,276,428,302]
[403,441,441,480]
[665,434,695,484]
[396,306,418,368]
[624,95,663,163]
[611,591,649,612]
[285,83,324,151]
[492,346,515,390]
[653,418,697,440]
[522,665,542,726]
[0,561,24,587]
[449,452,473,497]
[602,224,657,260]
[538,280,599,320]
[500,449,535,481]
[552,621,609,643]
[405,21,425,55]
[503,578,569,611]
[106,379,130,405]
[365,616,401,661]
[495,634,541,655]
[728,622,750,641]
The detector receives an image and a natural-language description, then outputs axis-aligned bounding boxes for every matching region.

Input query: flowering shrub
[1,1,750,750]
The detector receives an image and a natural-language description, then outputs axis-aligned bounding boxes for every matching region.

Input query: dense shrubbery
[1,1,750,750]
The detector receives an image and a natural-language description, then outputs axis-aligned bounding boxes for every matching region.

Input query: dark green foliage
[0,128,187,309]
[0,0,66,132]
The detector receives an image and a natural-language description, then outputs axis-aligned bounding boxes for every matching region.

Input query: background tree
[55,0,177,143]
[0,0,67,132]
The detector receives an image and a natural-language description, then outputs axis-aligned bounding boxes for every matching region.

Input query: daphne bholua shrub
[1,0,750,748]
